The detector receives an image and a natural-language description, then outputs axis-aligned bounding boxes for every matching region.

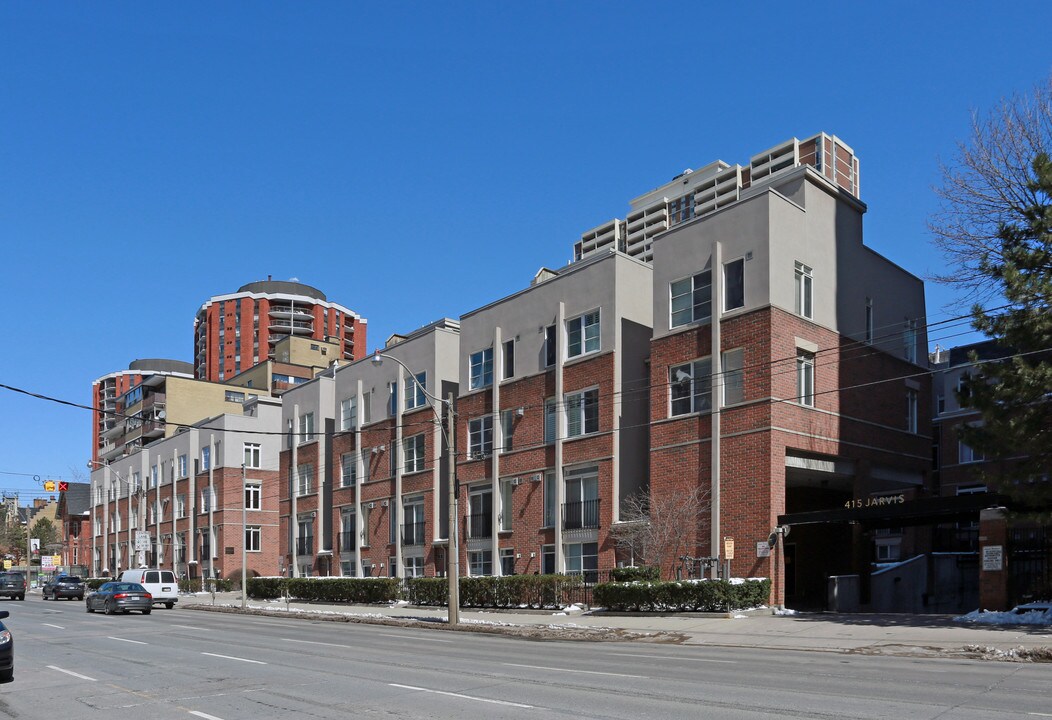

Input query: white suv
[119,569,179,609]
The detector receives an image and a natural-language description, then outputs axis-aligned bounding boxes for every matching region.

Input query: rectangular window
[906,388,918,434]
[245,526,261,552]
[959,439,985,464]
[500,478,514,532]
[297,464,314,495]
[404,372,427,410]
[543,471,556,527]
[724,258,745,311]
[722,349,744,406]
[225,390,245,403]
[500,409,515,453]
[405,556,425,578]
[670,358,712,416]
[388,381,398,416]
[865,298,874,344]
[469,348,493,390]
[500,547,515,576]
[670,269,712,327]
[468,416,493,458]
[565,541,599,582]
[404,434,425,473]
[544,398,556,443]
[299,412,315,443]
[502,339,515,379]
[341,398,357,431]
[201,487,215,512]
[903,319,918,363]
[403,501,425,546]
[469,549,493,577]
[565,388,599,437]
[544,325,556,367]
[541,544,555,574]
[797,351,815,407]
[245,484,261,511]
[341,453,356,487]
[175,495,186,519]
[178,454,188,478]
[795,262,813,319]
[243,442,261,469]
[340,509,356,552]
[566,310,600,358]
[150,464,158,488]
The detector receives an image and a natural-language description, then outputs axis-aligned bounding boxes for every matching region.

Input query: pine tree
[959,152,1052,513]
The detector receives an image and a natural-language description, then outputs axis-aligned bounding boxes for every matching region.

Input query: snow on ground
[955,608,1052,626]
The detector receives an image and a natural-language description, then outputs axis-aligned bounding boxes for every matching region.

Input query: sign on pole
[135,530,151,552]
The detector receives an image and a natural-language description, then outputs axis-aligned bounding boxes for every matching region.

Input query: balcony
[401,521,426,547]
[467,513,492,540]
[563,499,600,530]
[296,538,314,557]
[339,532,356,553]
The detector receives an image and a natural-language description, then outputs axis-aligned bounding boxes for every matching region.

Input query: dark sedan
[42,575,85,601]
[85,582,153,615]
[0,610,12,681]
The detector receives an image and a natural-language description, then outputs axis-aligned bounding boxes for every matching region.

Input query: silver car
[85,582,153,615]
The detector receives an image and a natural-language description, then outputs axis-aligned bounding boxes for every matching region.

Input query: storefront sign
[843,494,906,510]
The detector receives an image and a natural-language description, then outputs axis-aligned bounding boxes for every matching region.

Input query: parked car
[0,610,12,681]
[85,582,153,615]
[42,575,86,601]
[0,573,26,601]
[119,568,178,609]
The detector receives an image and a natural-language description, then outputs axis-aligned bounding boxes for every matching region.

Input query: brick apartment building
[193,279,367,383]
[89,396,283,579]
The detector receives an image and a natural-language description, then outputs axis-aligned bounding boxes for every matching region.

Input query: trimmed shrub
[284,577,401,603]
[86,578,107,590]
[405,574,584,609]
[180,578,239,593]
[247,576,286,600]
[592,578,771,612]
[611,566,660,583]
[405,577,448,606]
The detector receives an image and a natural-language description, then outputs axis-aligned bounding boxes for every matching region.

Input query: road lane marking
[284,638,351,649]
[390,683,533,708]
[47,665,97,681]
[374,632,453,643]
[201,652,266,665]
[1028,714,1052,717]
[42,623,65,629]
[189,712,226,720]
[609,652,737,664]
[108,636,148,645]
[503,663,648,679]
[172,625,206,631]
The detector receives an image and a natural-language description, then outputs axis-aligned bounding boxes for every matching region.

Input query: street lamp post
[371,351,459,625]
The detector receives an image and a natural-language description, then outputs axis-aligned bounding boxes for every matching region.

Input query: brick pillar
[978,507,1009,611]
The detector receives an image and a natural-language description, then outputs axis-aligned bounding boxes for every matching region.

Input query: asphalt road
[0,595,1049,719]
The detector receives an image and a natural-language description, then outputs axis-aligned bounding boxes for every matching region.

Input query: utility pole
[446,391,459,625]
[241,463,247,610]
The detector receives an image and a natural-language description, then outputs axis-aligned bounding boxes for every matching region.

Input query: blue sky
[1,2,1050,498]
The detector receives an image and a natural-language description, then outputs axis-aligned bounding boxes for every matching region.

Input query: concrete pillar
[978,507,1008,611]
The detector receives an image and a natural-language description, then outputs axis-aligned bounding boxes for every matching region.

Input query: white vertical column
[711,240,722,579]
[491,326,501,571]
[555,302,565,573]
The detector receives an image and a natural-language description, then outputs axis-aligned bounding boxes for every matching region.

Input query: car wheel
[41,592,47,601]
[85,602,93,613]
[77,595,84,601]
[143,608,152,615]
[0,667,12,682]
[17,595,24,601]
[165,602,174,609]
[104,600,115,616]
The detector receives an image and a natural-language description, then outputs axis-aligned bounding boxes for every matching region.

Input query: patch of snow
[955,608,1052,626]
[773,607,798,616]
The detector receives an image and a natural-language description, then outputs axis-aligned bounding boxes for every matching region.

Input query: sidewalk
[180,591,1052,660]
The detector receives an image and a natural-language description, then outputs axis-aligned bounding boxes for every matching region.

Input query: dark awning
[778,493,1010,529]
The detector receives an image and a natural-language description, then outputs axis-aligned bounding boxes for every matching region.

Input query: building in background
[193,279,367,383]
[56,482,91,574]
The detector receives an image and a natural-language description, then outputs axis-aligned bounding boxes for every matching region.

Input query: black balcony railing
[563,499,600,530]
[402,522,426,546]
[296,537,314,557]
[468,513,492,539]
[340,532,356,553]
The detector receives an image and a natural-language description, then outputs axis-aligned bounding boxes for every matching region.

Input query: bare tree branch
[611,485,711,578]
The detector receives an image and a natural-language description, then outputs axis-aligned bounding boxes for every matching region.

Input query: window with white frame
[566,310,600,358]
[500,547,515,575]
[544,325,556,367]
[178,454,188,478]
[388,381,399,416]
[299,412,315,443]
[541,544,555,574]
[175,495,186,519]
[670,269,712,327]
[469,549,493,576]
[670,358,712,416]
[906,388,918,434]
[500,409,515,453]
[404,556,425,578]
[722,349,745,406]
[500,478,514,532]
[797,351,815,407]
[543,471,556,527]
[544,398,556,443]
[245,483,261,510]
[244,442,261,469]
[341,397,357,431]
[341,453,356,487]
[565,541,599,581]
[150,464,158,488]
[565,388,599,437]
[404,372,427,410]
[200,486,216,513]
[795,262,813,319]
[469,348,493,390]
[468,416,493,458]
[245,526,261,552]
[340,508,356,552]
[724,258,745,311]
[404,434,425,473]
[297,463,314,495]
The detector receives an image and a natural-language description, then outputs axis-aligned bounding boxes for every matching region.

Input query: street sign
[135,530,151,552]
[42,556,54,569]
[723,537,735,560]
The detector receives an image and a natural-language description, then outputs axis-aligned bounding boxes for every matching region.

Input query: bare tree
[930,74,1052,305]
[611,485,710,579]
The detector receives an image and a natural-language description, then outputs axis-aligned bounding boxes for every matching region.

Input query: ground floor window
[499,547,515,576]
[566,542,598,582]
[405,556,425,578]
[245,526,261,552]
[469,549,493,576]
[541,544,555,574]
[340,560,357,577]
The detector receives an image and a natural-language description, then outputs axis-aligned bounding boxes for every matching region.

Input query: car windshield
[114,583,145,592]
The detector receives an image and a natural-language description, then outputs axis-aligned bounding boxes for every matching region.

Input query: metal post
[446,391,459,626]
[241,463,247,610]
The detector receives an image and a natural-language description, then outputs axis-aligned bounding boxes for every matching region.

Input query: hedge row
[405,574,583,609]
[610,566,660,582]
[592,578,771,612]
[246,576,400,603]
[180,578,239,593]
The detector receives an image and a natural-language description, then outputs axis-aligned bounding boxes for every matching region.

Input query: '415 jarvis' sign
[844,494,906,510]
